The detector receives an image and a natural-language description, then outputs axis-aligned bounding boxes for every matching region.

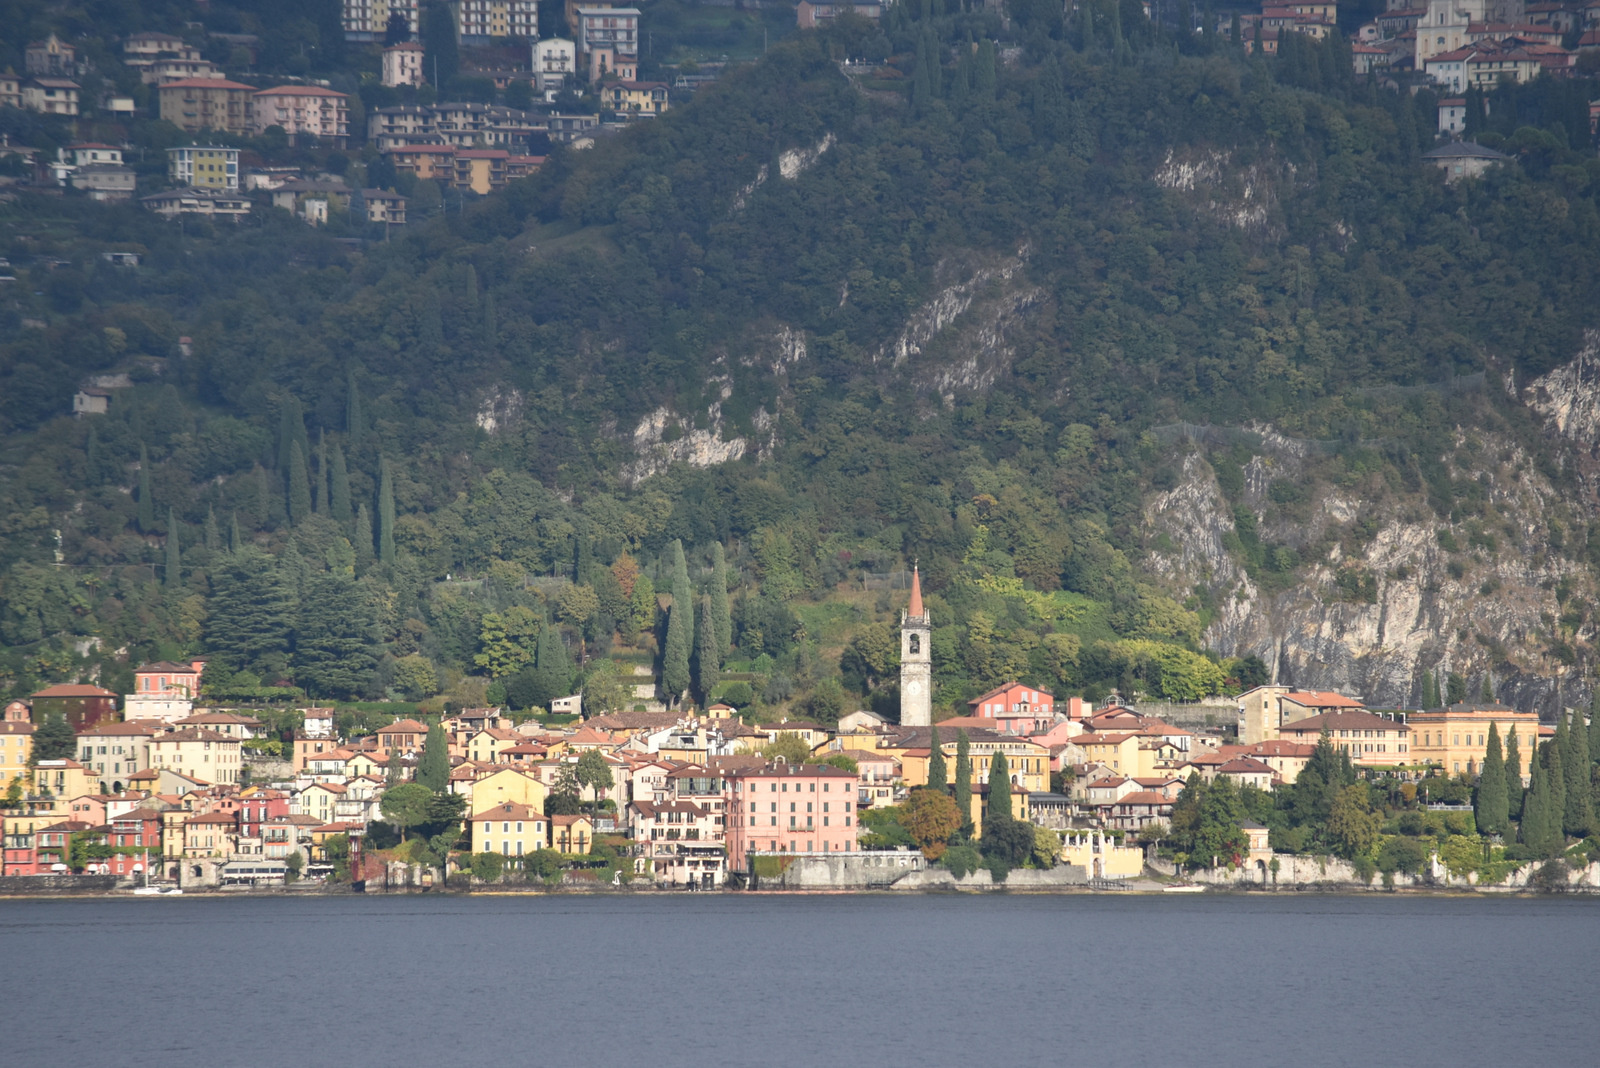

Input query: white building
[576,7,640,81]
[534,37,576,95]
[383,41,426,87]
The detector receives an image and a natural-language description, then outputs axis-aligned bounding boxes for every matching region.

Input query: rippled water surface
[4,892,1596,1067]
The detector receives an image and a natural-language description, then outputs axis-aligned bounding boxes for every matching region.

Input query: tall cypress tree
[314,432,329,514]
[694,597,718,706]
[1421,670,1439,709]
[277,395,308,476]
[1522,757,1548,852]
[710,543,731,667]
[1504,726,1523,820]
[663,540,693,703]
[1475,722,1507,837]
[137,443,155,533]
[417,720,450,793]
[927,724,947,791]
[534,621,572,703]
[954,730,973,831]
[204,507,219,553]
[345,369,363,443]
[988,750,1013,823]
[354,503,375,566]
[1563,710,1592,837]
[164,508,181,589]
[1480,673,1494,702]
[377,459,396,564]
[1545,742,1566,852]
[228,511,242,554]
[288,440,312,526]
[330,443,353,530]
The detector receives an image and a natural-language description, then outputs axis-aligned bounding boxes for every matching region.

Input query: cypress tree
[354,503,375,566]
[1421,670,1439,709]
[330,443,353,530]
[1521,757,1548,851]
[663,540,693,703]
[164,509,181,588]
[927,724,947,791]
[988,750,1013,823]
[973,39,996,100]
[288,440,312,526]
[1475,723,1507,837]
[314,432,328,514]
[229,511,242,554]
[482,289,497,348]
[1545,742,1566,851]
[386,744,404,787]
[954,730,973,831]
[710,543,731,667]
[1590,693,1600,773]
[694,597,718,706]
[345,369,363,442]
[203,507,219,552]
[417,721,449,793]
[1504,726,1523,819]
[1563,710,1593,836]
[534,621,572,703]
[1481,673,1494,702]
[137,444,155,533]
[85,425,101,485]
[277,395,308,476]
[377,459,395,564]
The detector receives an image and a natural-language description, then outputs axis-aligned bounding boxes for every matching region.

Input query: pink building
[134,659,206,697]
[723,761,859,857]
[967,682,1055,734]
[251,86,351,147]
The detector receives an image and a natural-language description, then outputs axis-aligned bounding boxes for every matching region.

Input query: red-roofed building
[158,78,258,134]
[723,761,859,857]
[1278,710,1412,767]
[1239,686,1366,745]
[29,683,119,730]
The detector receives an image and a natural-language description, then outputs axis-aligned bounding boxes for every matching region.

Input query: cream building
[148,728,243,785]
[1408,702,1541,777]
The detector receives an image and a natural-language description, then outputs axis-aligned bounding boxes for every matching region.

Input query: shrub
[940,843,982,878]
[473,851,505,882]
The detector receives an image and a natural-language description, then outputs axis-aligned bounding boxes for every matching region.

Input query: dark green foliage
[417,721,450,793]
[694,597,718,705]
[1475,722,1508,837]
[377,459,395,565]
[1505,727,1524,820]
[206,547,295,679]
[164,509,181,589]
[987,749,1012,822]
[1169,773,1249,868]
[531,621,573,706]
[137,444,154,533]
[329,443,353,530]
[1562,709,1593,837]
[927,724,947,792]
[954,730,972,831]
[1421,671,1440,710]
[288,440,312,526]
[710,542,731,667]
[354,503,375,566]
[30,713,75,765]
[293,571,375,699]
[979,813,1034,868]
[663,540,693,703]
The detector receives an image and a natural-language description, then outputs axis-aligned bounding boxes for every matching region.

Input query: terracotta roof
[77,721,156,736]
[377,719,429,733]
[1279,711,1410,734]
[1279,690,1365,709]
[1110,791,1173,806]
[153,728,235,743]
[185,812,236,825]
[160,78,257,90]
[968,682,1055,706]
[253,85,347,97]
[0,722,36,735]
[1216,757,1277,775]
[30,684,117,698]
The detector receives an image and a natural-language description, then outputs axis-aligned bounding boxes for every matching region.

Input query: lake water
[4,892,1596,1067]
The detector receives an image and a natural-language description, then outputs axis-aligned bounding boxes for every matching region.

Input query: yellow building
[601,80,668,115]
[465,728,522,764]
[30,759,100,805]
[296,782,347,825]
[149,728,243,785]
[1060,828,1143,880]
[167,144,240,190]
[551,813,594,854]
[0,720,34,790]
[467,767,551,817]
[1071,732,1141,776]
[470,801,548,856]
[1408,702,1542,777]
[182,811,236,857]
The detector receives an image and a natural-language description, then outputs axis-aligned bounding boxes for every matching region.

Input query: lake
[3,892,1595,1067]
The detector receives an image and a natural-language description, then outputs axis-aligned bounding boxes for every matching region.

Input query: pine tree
[927,724,947,791]
[1421,670,1439,709]
[229,511,242,554]
[695,597,719,706]
[377,458,395,564]
[164,509,181,589]
[206,546,294,677]
[417,721,450,793]
[288,440,312,526]
[663,540,693,703]
[1504,726,1523,819]
[293,571,375,699]
[137,444,155,533]
[1475,722,1508,837]
[533,621,572,704]
[277,394,308,476]
[314,432,328,514]
[988,749,1013,823]
[954,730,973,831]
[710,543,732,667]
[204,507,219,553]
[354,503,375,566]
[1564,709,1593,837]
[386,744,404,787]
[30,713,77,764]
[1480,673,1494,702]
[346,369,363,442]
[330,443,353,530]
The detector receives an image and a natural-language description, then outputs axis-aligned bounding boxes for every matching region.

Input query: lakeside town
[8,0,1600,224]
[4,571,1597,894]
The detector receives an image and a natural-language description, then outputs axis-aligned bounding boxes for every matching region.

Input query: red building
[2,828,40,875]
[133,659,206,698]
[28,683,119,730]
[238,790,291,839]
[968,682,1056,734]
[723,761,859,858]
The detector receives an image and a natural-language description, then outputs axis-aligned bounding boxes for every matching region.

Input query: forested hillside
[8,7,1600,718]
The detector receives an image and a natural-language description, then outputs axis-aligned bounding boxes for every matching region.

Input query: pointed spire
[908,565,924,619]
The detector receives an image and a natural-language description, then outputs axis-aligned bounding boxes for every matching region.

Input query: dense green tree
[663,540,693,703]
[1475,722,1508,837]
[277,395,308,477]
[377,459,396,564]
[1447,673,1468,705]
[354,503,375,566]
[293,571,374,698]
[417,721,450,793]
[1547,730,1567,842]
[204,507,220,553]
[329,443,353,530]
[761,732,813,764]
[385,743,404,787]
[346,370,363,442]
[954,729,972,831]
[380,782,432,840]
[164,509,181,589]
[1190,775,1249,868]
[288,440,312,526]
[694,597,719,706]
[927,724,947,792]
[1505,727,1524,819]
[1563,708,1593,837]
[1326,785,1380,860]
[1522,757,1556,857]
[137,443,155,533]
[1421,670,1440,709]
[710,542,731,666]
[30,713,76,765]
[987,749,1012,822]
[902,788,962,859]
[206,547,294,678]
[533,621,574,704]
[574,747,614,818]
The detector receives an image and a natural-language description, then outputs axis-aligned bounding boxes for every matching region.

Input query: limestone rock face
[1144,434,1593,715]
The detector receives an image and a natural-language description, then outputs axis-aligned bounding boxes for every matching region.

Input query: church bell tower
[899,566,932,727]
